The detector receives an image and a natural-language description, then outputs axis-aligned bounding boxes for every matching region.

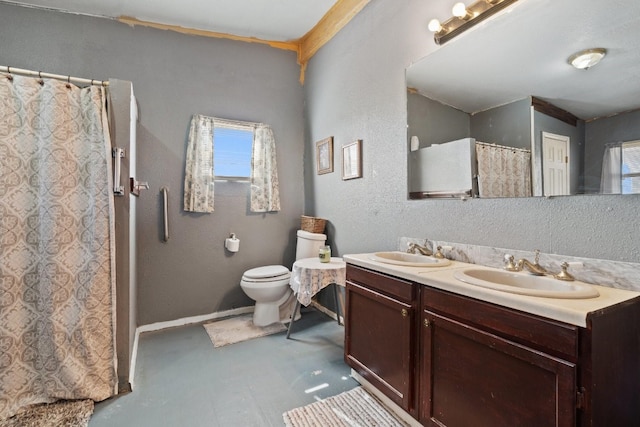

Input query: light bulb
[428,18,443,33]
[452,2,469,18]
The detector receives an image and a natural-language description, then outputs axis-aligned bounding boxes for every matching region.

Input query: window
[622,140,640,194]
[213,124,253,181]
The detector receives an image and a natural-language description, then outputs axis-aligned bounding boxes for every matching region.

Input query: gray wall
[0,3,305,325]
[471,98,531,150]
[407,92,469,149]
[304,0,639,263]
[584,109,640,193]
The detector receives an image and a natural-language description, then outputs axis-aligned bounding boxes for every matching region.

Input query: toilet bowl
[240,230,327,326]
[241,265,292,327]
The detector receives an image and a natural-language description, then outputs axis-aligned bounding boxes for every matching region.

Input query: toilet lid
[243,265,290,280]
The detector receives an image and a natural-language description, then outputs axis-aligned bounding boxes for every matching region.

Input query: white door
[542,132,570,196]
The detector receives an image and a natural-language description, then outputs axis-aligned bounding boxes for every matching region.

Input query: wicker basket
[301,215,326,234]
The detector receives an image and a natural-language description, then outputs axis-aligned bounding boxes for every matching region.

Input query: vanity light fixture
[568,48,607,70]
[428,0,519,45]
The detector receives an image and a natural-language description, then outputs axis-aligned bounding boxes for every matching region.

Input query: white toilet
[240,230,327,326]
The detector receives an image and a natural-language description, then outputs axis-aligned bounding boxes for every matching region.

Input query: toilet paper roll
[410,136,420,151]
[225,237,240,252]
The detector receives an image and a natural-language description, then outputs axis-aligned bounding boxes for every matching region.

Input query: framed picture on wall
[342,139,362,180]
[316,137,334,175]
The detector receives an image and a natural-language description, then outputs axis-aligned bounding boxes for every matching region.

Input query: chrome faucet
[504,250,547,276]
[407,241,432,256]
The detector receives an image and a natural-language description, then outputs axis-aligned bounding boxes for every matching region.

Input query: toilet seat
[242,265,291,283]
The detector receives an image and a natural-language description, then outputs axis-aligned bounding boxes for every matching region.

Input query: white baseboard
[310,301,344,324]
[351,370,423,427]
[128,306,254,388]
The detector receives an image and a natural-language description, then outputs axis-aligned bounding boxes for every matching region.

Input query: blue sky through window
[214,127,253,178]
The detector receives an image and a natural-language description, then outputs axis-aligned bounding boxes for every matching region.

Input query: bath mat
[0,399,94,427]
[203,314,286,348]
[283,386,409,427]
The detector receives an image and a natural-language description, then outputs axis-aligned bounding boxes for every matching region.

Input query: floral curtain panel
[183,115,281,213]
[251,125,281,212]
[476,142,532,198]
[0,75,117,419]
[183,114,215,212]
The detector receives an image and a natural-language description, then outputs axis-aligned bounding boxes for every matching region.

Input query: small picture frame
[342,140,362,180]
[316,137,334,175]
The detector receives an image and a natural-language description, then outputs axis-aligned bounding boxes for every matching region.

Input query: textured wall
[0,3,305,325]
[471,98,530,150]
[304,0,640,264]
[407,92,470,149]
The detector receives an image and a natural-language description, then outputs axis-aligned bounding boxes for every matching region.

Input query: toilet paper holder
[225,233,240,252]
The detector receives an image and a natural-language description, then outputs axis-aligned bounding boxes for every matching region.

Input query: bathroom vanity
[343,253,640,427]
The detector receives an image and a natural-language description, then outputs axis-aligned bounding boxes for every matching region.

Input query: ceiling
[407,0,640,121]
[6,0,639,121]
[3,0,339,42]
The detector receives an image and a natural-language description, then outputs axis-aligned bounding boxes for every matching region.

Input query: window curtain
[476,142,532,198]
[251,125,281,212]
[600,143,621,194]
[183,114,215,212]
[0,75,117,418]
[183,116,281,213]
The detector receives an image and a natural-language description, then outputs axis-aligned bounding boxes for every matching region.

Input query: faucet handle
[503,254,518,271]
[554,262,575,281]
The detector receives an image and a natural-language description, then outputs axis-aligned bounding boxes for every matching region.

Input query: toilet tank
[296,230,327,260]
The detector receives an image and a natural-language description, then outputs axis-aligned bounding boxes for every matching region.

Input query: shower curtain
[0,74,117,419]
[476,142,532,198]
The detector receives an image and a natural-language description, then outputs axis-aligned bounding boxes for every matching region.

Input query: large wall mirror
[406,0,640,199]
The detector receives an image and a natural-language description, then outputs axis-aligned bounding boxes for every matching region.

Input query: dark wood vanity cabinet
[344,265,418,416]
[420,287,578,426]
[344,264,640,427]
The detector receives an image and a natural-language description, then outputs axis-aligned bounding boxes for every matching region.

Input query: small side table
[287,257,346,339]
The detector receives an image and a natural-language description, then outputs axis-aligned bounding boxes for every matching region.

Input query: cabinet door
[421,310,577,427]
[345,281,415,411]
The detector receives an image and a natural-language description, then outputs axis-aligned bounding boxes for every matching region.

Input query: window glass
[622,140,640,194]
[214,125,253,180]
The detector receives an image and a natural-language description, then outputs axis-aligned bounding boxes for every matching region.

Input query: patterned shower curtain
[476,142,532,198]
[0,74,117,419]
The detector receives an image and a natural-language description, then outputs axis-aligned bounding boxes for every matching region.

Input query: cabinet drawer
[422,287,579,361]
[346,264,415,303]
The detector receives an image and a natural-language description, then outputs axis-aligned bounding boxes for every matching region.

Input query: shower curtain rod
[0,65,108,87]
[476,141,530,153]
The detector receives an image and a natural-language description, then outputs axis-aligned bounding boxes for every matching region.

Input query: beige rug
[0,399,94,427]
[203,314,287,348]
[283,386,410,427]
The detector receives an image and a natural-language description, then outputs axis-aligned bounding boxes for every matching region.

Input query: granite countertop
[343,252,640,327]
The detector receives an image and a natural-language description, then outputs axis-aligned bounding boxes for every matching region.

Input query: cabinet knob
[401,308,408,318]
[424,318,431,327]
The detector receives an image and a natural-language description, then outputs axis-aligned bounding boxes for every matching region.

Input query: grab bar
[112,148,125,196]
[161,187,169,242]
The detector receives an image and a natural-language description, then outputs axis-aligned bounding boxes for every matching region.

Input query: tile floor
[90,309,359,426]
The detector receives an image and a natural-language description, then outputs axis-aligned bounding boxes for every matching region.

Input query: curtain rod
[0,65,108,87]
[476,141,530,153]
[197,115,264,129]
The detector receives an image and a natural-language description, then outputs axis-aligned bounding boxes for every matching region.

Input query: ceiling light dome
[568,48,607,70]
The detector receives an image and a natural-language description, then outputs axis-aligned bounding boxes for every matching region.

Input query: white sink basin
[369,251,451,267]
[454,268,600,299]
